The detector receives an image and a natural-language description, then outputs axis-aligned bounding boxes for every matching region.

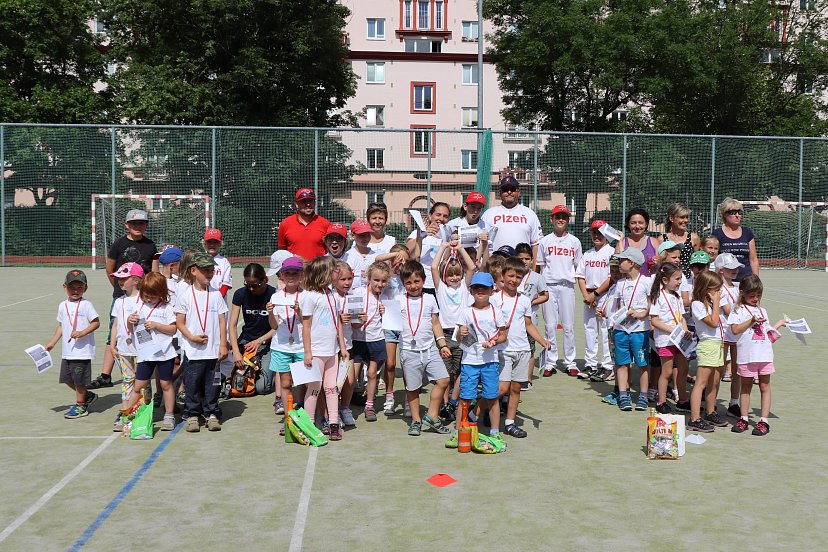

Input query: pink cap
[351,219,372,235]
[326,222,348,238]
[551,205,571,216]
[590,219,607,230]
[466,191,486,205]
[203,228,223,241]
[111,262,145,279]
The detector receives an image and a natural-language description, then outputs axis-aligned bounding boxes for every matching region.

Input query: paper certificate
[134,318,162,358]
[409,209,427,232]
[336,357,352,389]
[785,318,811,334]
[598,223,622,242]
[458,225,479,247]
[460,324,478,348]
[668,325,697,357]
[270,294,296,307]
[25,344,53,374]
[609,308,629,328]
[381,300,404,332]
[345,294,364,316]
[290,358,323,385]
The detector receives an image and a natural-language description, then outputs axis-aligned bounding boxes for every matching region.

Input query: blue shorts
[459,362,500,400]
[352,340,387,364]
[269,350,304,373]
[613,330,649,367]
[136,358,175,381]
[383,329,401,344]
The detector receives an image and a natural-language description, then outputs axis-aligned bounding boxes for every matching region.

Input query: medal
[406,294,424,347]
[283,290,299,344]
[126,338,133,345]
[288,337,295,345]
[192,286,210,338]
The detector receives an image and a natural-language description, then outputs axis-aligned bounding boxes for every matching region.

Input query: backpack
[220,342,274,398]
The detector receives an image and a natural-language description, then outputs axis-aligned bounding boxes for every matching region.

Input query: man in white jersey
[481,176,543,260]
[536,205,583,376]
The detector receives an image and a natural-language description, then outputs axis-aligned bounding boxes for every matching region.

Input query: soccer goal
[737,200,828,272]
[91,194,211,269]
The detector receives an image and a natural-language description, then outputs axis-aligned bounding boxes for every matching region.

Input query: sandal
[721,373,733,382]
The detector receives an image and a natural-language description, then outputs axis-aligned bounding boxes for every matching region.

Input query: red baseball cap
[590,219,607,230]
[466,192,486,205]
[325,222,348,239]
[351,219,371,235]
[203,228,223,241]
[295,188,315,201]
[551,205,571,216]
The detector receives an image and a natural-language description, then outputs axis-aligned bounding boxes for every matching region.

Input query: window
[505,124,533,141]
[367,62,385,83]
[462,21,479,41]
[800,0,812,9]
[508,150,532,168]
[367,191,385,206]
[411,82,435,113]
[404,39,441,53]
[367,149,384,169]
[761,48,781,64]
[411,126,436,156]
[462,64,479,85]
[93,19,107,34]
[798,75,815,94]
[611,110,627,122]
[435,1,444,29]
[403,1,412,28]
[367,18,385,40]
[366,105,385,127]
[461,107,478,128]
[461,150,478,171]
[417,0,429,30]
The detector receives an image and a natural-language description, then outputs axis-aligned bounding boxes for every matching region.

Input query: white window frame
[367,148,384,169]
[367,18,385,40]
[435,1,444,29]
[367,62,385,84]
[461,150,478,171]
[417,0,430,30]
[461,107,478,128]
[404,1,413,29]
[413,130,432,155]
[462,64,479,85]
[367,191,385,207]
[366,105,385,127]
[462,21,479,42]
[413,85,433,111]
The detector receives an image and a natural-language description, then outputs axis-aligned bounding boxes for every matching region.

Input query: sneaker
[601,369,616,382]
[618,395,633,411]
[445,432,458,448]
[88,374,113,389]
[601,391,619,406]
[578,368,596,380]
[320,417,330,435]
[378,378,386,391]
[383,397,395,416]
[206,415,221,431]
[731,418,749,433]
[439,403,456,422]
[727,403,741,418]
[635,394,649,411]
[504,423,527,438]
[274,398,284,415]
[279,424,286,437]
[176,391,186,405]
[647,388,657,403]
[329,423,342,441]
[185,416,200,432]
[656,402,672,414]
[161,415,176,431]
[408,421,422,436]
[84,391,98,407]
[113,414,124,432]
[751,420,770,436]
[566,368,580,377]
[153,391,163,406]
[704,411,729,427]
[403,403,411,418]
[489,432,507,452]
[591,368,614,382]
[64,403,88,419]
[522,382,533,391]
[542,368,556,377]
[669,388,679,402]
[364,407,377,422]
[675,400,691,412]
[339,408,356,427]
[687,418,715,433]
[423,415,452,434]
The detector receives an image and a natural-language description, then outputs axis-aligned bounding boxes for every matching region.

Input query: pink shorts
[737,362,775,378]
[656,345,680,358]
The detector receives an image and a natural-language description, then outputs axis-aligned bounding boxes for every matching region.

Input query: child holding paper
[108,262,144,431]
[515,242,548,385]
[444,192,490,261]
[332,262,358,426]
[45,270,100,419]
[300,256,348,441]
[351,261,389,421]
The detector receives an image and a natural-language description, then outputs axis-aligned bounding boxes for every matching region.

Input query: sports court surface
[1,267,825,550]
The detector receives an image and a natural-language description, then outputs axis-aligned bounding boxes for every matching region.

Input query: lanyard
[723,285,736,304]
[500,291,520,328]
[406,294,425,339]
[191,286,210,335]
[623,274,642,310]
[65,300,81,334]
[363,288,381,330]
[283,291,298,337]
[122,295,140,336]
[139,300,161,323]
[471,305,497,342]
[324,290,340,330]
[661,291,682,325]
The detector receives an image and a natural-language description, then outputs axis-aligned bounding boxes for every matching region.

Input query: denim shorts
[612,330,649,367]
[459,362,499,400]
[383,329,401,344]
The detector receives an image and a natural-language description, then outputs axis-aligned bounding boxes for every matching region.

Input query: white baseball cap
[714,252,744,270]
[266,250,294,277]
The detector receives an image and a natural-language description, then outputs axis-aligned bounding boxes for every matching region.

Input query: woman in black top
[229,263,277,375]
[661,203,700,278]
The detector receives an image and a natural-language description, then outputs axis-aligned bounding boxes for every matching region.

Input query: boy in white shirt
[536,205,583,376]
[576,220,615,379]
[203,228,233,298]
[45,270,101,419]
[515,243,548,385]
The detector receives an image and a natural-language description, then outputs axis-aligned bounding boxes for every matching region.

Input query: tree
[0,0,108,123]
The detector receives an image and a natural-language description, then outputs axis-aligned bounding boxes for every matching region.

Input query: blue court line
[67,422,183,551]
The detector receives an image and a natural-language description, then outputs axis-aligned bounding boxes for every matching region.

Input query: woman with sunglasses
[712,198,759,281]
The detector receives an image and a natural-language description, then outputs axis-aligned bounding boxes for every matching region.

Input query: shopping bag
[129,401,154,440]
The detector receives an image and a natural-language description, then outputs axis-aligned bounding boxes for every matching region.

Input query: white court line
[762,297,828,314]
[289,447,319,552]
[0,293,54,310]
[765,287,828,302]
[0,434,117,544]
[0,436,109,440]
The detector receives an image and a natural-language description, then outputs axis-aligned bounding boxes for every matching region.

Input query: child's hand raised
[709,289,721,303]
[478,231,488,243]
[341,311,351,324]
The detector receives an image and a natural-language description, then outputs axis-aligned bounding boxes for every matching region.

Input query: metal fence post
[621,134,627,218]
[798,138,804,266]
[313,129,319,200]
[110,126,116,243]
[533,133,539,211]
[1,124,5,267]
[211,127,217,226]
[709,137,717,228]
[427,130,433,206]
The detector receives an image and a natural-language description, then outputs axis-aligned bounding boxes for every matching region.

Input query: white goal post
[91,194,211,269]
[738,200,828,273]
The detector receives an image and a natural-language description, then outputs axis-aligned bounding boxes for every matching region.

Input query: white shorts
[400,348,449,391]
[498,350,531,383]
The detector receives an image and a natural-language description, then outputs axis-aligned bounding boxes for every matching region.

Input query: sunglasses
[500,186,518,193]
[726,210,744,216]
[245,281,265,289]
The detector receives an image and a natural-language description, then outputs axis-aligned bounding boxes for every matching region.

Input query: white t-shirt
[399,293,440,351]
[351,286,385,343]
[727,305,775,363]
[381,274,405,300]
[692,300,724,341]
[135,301,177,362]
[649,290,684,348]
[444,216,490,246]
[518,270,547,324]
[436,283,471,329]
[600,282,620,320]
[614,274,651,333]
[368,235,396,254]
[175,285,229,360]
[299,290,341,357]
[270,289,305,353]
[343,246,378,290]
[166,276,179,309]
[536,232,583,285]
[459,304,504,364]
[481,204,543,252]
[720,284,739,342]
[57,299,99,360]
[332,291,353,350]
[576,244,614,289]
[407,230,444,289]
[175,280,191,302]
[210,254,233,292]
[111,294,142,357]
[493,291,533,352]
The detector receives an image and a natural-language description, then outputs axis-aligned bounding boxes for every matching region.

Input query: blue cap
[158,247,184,264]
[469,272,495,288]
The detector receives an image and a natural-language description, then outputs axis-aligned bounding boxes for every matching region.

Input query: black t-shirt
[232,285,276,344]
[107,236,157,298]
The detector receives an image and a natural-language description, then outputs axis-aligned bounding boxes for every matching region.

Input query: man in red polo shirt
[277,188,331,260]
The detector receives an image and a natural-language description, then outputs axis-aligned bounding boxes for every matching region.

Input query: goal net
[91,194,211,269]
[737,200,828,271]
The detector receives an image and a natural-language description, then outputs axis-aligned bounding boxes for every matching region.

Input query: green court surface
[1,267,826,550]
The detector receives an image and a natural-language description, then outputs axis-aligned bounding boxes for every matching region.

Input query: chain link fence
[1,124,826,269]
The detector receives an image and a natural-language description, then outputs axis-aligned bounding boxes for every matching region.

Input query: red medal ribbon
[471,305,497,343]
[324,290,340,331]
[500,291,520,329]
[362,288,381,330]
[406,294,425,341]
[283,291,299,337]
[122,295,140,337]
[191,286,210,335]
[65,300,81,335]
